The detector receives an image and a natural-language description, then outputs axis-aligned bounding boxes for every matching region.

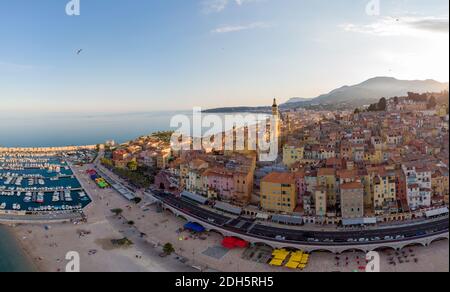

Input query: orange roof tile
[337,169,358,179]
[341,182,363,190]
[262,172,296,184]
[318,168,335,176]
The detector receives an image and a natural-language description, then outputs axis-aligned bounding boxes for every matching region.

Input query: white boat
[64,190,72,202]
[52,191,60,202]
[36,192,45,204]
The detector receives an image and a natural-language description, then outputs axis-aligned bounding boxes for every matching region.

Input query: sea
[0,226,35,272]
[0,110,268,147]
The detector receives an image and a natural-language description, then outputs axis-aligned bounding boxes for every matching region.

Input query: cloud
[0,61,33,72]
[408,18,449,33]
[341,16,449,37]
[211,22,270,34]
[201,0,257,13]
[202,0,228,13]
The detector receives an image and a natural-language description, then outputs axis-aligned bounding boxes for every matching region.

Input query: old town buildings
[145,96,447,220]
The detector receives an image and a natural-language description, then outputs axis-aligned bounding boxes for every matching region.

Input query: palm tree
[163,243,175,255]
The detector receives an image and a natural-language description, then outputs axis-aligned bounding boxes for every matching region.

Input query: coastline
[0,225,38,272]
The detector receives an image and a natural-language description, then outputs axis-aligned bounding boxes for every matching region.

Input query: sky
[0,0,448,113]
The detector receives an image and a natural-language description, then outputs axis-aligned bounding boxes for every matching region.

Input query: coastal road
[152,191,449,247]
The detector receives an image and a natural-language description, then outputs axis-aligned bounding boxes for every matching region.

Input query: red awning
[221,237,249,249]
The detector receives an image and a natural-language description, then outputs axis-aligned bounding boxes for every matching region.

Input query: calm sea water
[0,226,35,272]
[0,111,265,147]
[0,111,186,147]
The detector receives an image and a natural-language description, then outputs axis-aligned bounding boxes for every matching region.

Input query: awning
[272,214,303,225]
[214,202,242,215]
[184,222,206,233]
[112,184,136,200]
[342,217,377,226]
[181,191,208,205]
[363,217,377,224]
[256,213,270,220]
[272,249,290,260]
[222,237,248,249]
[425,207,449,218]
[285,261,299,269]
[269,259,284,266]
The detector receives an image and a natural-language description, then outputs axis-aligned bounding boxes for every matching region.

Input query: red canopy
[221,237,249,249]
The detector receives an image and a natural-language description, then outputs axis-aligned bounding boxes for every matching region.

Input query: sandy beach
[4,163,449,272]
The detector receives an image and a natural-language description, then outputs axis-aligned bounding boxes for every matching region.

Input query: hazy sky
[0,0,448,113]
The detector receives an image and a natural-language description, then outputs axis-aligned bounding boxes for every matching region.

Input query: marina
[0,153,91,213]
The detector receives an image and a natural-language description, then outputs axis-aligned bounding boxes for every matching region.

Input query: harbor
[0,153,92,213]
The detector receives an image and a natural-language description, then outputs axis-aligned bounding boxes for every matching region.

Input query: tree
[101,158,114,168]
[110,208,123,216]
[111,238,133,247]
[378,97,387,111]
[152,131,175,143]
[367,97,387,112]
[163,243,175,255]
[127,160,138,171]
[367,103,378,112]
[132,197,142,204]
[393,96,399,105]
[427,96,437,109]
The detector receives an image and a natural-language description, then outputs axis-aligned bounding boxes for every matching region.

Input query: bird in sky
[76,49,83,55]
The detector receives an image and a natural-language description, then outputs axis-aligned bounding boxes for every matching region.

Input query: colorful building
[261,172,297,213]
[314,187,327,217]
[340,182,364,219]
[317,168,337,208]
[282,143,304,167]
[402,163,432,210]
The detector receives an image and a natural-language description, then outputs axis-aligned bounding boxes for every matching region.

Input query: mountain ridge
[285,77,448,105]
[204,77,449,113]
